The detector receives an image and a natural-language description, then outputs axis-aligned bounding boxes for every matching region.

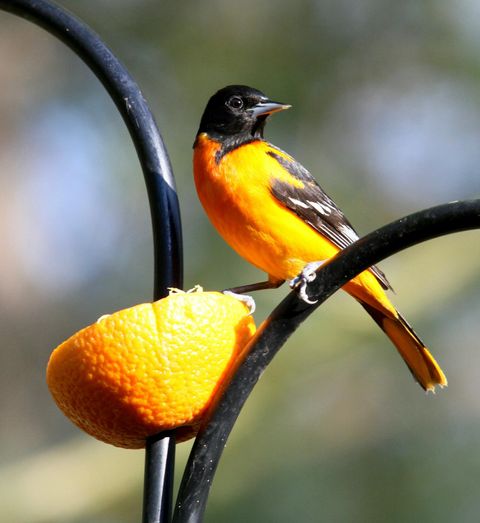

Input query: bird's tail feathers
[359,302,447,392]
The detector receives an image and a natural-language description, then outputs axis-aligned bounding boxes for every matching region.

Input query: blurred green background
[1,1,480,521]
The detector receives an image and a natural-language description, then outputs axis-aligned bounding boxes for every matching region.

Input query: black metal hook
[0,1,183,522]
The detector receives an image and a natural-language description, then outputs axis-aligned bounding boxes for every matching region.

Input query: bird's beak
[250,100,291,117]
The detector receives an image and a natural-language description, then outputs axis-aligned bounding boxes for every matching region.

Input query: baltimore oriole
[193,84,447,392]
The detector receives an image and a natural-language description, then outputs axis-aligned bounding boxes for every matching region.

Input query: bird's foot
[289,261,325,304]
[222,290,256,315]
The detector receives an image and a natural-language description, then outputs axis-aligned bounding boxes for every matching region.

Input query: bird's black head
[196,85,290,142]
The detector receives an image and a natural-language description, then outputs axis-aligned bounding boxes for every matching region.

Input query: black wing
[267,149,392,291]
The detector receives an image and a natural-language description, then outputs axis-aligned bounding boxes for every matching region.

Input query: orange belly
[193,134,396,317]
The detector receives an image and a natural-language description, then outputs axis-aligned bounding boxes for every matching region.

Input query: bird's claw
[289,261,325,304]
[222,290,256,315]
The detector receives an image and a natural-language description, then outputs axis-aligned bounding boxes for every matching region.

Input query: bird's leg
[222,278,285,315]
[289,261,325,304]
[223,278,285,295]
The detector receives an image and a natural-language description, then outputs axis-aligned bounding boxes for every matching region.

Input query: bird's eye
[227,96,244,110]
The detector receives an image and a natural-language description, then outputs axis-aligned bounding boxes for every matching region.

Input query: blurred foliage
[0,0,480,521]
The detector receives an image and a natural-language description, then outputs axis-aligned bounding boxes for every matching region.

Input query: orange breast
[194,135,336,278]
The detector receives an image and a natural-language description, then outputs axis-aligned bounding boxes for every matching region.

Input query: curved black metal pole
[0,0,182,297]
[173,199,480,523]
[0,2,183,522]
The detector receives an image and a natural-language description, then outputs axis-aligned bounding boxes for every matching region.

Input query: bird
[193,84,447,392]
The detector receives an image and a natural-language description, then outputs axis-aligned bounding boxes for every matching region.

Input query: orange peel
[46,288,256,448]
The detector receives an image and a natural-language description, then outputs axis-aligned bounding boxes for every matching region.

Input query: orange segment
[46,289,256,448]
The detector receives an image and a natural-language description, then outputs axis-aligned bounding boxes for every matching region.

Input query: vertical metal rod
[144,432,176,523]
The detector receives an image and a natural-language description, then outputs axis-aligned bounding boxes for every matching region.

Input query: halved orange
[47,288,256,448]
